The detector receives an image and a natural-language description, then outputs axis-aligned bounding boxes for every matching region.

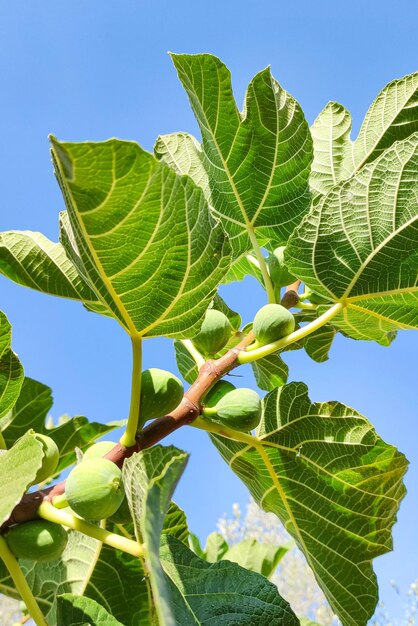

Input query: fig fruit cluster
[192,309,233,356]
[253,303,295,347]
[203,382,262,432]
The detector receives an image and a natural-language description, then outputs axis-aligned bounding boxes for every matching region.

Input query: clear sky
[0,1,417,621]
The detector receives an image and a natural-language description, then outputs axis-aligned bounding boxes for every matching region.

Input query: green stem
[120,336,143,446]
[296,301,318,311]
[0,536,48,626]
[181,339,205,369]
[192,416,259,447]
[38,501,143,558]
[247,228,275,304]
[0,432,6,449]
[238,302,343,364]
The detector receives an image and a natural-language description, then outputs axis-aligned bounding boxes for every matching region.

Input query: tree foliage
[0,53,416,626]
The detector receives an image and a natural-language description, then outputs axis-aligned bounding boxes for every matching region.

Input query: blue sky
[0,1,417,620]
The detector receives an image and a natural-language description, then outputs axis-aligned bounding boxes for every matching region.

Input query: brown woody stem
[1,331,255,532]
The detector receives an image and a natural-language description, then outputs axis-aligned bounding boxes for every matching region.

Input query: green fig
[83,440,116,460]
[203,388,262,432]
[5,520,67,562]
[203,380,236,408]
[32,433,59,485]
[268,247,296,290]
[66,458,125,521]
[192,309,232,356]
[253,304,295,347]
[139,368,184,422]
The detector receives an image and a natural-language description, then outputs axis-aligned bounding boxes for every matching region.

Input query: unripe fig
[139,369,184,422]
[203,388,262,432]
[66,458,124,520]
[253,304,295,347]
[108,496,132,524]
[83,440,116,461]
[5,520,67,562]
[203,380,236,408]
[268,247,296,289]
[32,434,59,485]
[192,309,232,356]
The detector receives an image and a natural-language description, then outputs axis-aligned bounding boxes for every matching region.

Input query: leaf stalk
[120,336,143,446]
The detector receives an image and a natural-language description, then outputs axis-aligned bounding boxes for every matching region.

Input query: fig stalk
[0,536,48,626]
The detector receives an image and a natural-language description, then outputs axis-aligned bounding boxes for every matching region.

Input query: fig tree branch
[1,330,255,531]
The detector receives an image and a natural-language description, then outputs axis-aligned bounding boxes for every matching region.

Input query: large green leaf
[169,53,313,258]
[0,311,24,419]
[287,134,418,342]
[0,231,98,303]
[51,137,230,339]
[0,377,121,475]
[310,72,418,198]
[210,382,408,626]
[0,431,43,526]
[57,594,125,626]
[160,534,299,625]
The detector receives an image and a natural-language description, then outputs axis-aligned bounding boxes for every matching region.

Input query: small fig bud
[253,304,295,346]
[204,388,262,432]
[140,369,184,422]
[32,433,59,485]
[5,520,67,562]
[83,440,116,461]
[192,309,232,356]
[66,458,125,520]
[268,247,296,289]
[203,380,236,408]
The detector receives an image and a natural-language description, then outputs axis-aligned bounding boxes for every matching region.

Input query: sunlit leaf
[51,136,230,339]
[210,382,408,626]
[311,72,418,198]
[287,134,418,342]
[170,53,313,258]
